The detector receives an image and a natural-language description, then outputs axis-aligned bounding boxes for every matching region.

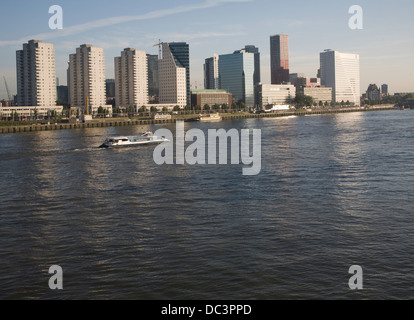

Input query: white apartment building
[68,44,111,114]
[115,48,148,108]
[16,40,57,107]
[320,50,361,106]
[158,43,187,107]
[257,84,296,109]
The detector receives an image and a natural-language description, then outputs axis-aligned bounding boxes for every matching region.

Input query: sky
[0,0,413,99]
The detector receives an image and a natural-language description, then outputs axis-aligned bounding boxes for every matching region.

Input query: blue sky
[0,0,413,99]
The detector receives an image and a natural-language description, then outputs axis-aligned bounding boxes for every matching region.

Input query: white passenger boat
[99,131,169,148]
[199,113,222,122]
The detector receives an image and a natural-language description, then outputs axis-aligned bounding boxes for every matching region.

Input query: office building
[381,84,389,95]
[16,40,57,107]
[57,85,69,104]
[243,45,261,87]
[290,74,321,89]
[297,87,332,104]
[68,44,111,114]
[115,48,148,108]
[204,54,220,90]
[147,54,159,103]
[257,84,296,109]
[0,106,63,118]
[191,89,232,108]
[320,50,361,105]
[159,42,189,107]
[289,73,305,84]
[270,35,289,84]
[219,50,255,106]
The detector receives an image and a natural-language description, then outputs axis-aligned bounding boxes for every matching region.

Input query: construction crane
[153,39,162,59]
[3,76,12,102]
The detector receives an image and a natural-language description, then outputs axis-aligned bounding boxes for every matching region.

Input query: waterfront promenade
[0,105,396,134]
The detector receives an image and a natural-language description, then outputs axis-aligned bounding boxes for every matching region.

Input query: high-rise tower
[16,40,57,107]
[270,35,289,84]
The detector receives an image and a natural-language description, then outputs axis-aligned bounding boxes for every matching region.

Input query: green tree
[184,105,191,111]
[173,105,181,112]
[33,108,38,120]
[295,94,314,107]
[150,106,158,113]
[221,103,228,110]
[162,106,169,114]
[97,106,104,114]
[203,104,210,111]
[194,105,201,111]
[138,106,147,113]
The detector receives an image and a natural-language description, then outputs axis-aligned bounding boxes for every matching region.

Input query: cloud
[0,0,253,47]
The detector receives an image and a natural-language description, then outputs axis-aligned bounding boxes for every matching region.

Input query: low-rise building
[257,84,296,109]
[0,106,63,118]
[191,89,232,108]
[297,86,333,104]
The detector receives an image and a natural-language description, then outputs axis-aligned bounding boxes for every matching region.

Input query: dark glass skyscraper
[147,54,159,103]
[270,35,289,84]
[204,54,220,90]
[168,42,190,106]
[219,50,255,106]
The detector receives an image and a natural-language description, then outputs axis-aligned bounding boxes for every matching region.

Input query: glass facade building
[147,54,159,103]
[219,50,255,106]
[243,45,261,87]
[204,54,220,90]
[270,35,289,84]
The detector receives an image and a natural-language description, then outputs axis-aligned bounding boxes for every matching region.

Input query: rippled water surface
[0,110,413,299]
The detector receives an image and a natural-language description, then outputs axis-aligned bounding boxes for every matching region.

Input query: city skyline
[0,0,413,100]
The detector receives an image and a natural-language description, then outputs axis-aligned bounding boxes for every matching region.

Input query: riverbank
[0,105,398,135]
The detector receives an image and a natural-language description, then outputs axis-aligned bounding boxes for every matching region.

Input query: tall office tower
[270,34,289,84]
[147,54,159,103]
[320,50,361,105]
[219,50,255,106]
[158,42,188,107]
[16,40,57,107]
[115,48,148,108]
[381,84,389,95]
[204,54,220,90]
[167,42,190,105]
[243,45,261,87]
[68,44,107,114]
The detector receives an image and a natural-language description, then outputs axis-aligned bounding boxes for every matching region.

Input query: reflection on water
[0,111,414,299]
